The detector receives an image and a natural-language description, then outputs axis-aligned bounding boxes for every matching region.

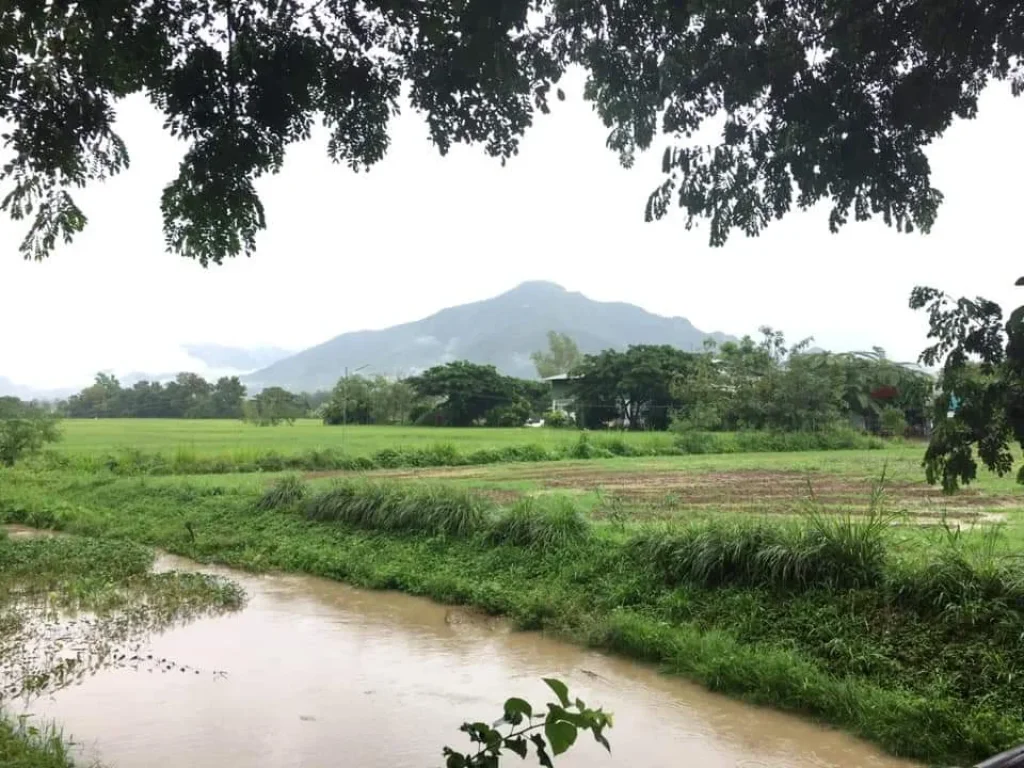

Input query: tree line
[22,373,326,425]
[61,373,249,419]
[6,327,935,437]
[572,332,932,434]
[321,329,934,435]
[321,364,550,428]
[529,329,933,435]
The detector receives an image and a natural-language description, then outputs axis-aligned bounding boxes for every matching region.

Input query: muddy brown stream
[18,549,917,768]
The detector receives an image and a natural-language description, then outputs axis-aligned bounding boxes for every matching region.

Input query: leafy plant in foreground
[910,282,1024,491]
[443,678,611,768]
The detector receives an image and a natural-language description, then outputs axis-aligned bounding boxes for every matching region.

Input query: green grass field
[5,418,1024,765]
[54,419,650,456]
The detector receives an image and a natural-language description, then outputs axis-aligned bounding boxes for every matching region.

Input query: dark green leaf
[545,720,578,756]
[505,737,528,759]
[504,697,533,723]
[542,677,570,707]
[530,734,553,768]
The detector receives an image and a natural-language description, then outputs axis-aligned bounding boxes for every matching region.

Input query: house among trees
[543,374,576,415]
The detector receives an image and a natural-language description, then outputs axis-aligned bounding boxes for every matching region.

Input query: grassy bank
[0,526,244,767]
[40,420,884,476]
[0,718,73,768]
[2,470,1022,765]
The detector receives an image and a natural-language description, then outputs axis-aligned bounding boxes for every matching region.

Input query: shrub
[255,475,309,511]
[0,409,61,467]
[304,481,488,537]
[879,407,908,437]
[421,442,463,467]
[371,448,406,469]
[300,447,345,470]
[595,436,639,457]
[255,452,287,472]
[498,444,551,463]
[565,432,614,459]
[488,497,591,551]
[543,410,571,428]
[485,401,531,427]
[465,448,504,465]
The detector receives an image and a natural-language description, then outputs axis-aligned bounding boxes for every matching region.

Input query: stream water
[15,544,918,768]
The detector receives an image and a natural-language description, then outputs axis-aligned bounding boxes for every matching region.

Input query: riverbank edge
[0,714,74,768]
[2,497,1018,768]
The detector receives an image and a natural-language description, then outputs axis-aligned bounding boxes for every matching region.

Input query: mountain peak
[505,280,568,296]
[244,283,733,391]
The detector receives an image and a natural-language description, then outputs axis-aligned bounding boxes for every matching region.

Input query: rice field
[53,419,671,457]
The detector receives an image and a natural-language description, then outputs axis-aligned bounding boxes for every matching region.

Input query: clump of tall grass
[304,481,488,537]
[631,500,891,592]
[255,475,309,511]
[487,497,591,551]
[889,522,1024,622]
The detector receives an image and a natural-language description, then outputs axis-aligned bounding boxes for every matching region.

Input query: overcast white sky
[1,71,1021,389]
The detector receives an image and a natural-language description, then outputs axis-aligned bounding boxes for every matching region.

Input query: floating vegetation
[0,534,244,705]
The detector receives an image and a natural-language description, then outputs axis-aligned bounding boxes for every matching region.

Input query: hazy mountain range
[1,346,294,401]
[3,282,735,398]
[244,281,734,392]
[0,377,76,401]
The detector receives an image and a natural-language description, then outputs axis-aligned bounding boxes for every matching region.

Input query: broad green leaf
[542,677,570,707]
[545,720,578,756]
[504,696,533,723]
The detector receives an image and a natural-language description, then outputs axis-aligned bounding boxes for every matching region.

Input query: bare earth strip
[308,462,1022,520]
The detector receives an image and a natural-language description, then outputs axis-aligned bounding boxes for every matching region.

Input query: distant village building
[543,374,576,415]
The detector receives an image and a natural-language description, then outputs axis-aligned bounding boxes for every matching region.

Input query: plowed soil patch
[307,464,1020,513]
[537,469,991,508]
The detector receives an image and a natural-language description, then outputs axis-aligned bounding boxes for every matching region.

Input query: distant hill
[0,377,74,402]
[245,281,734,392]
